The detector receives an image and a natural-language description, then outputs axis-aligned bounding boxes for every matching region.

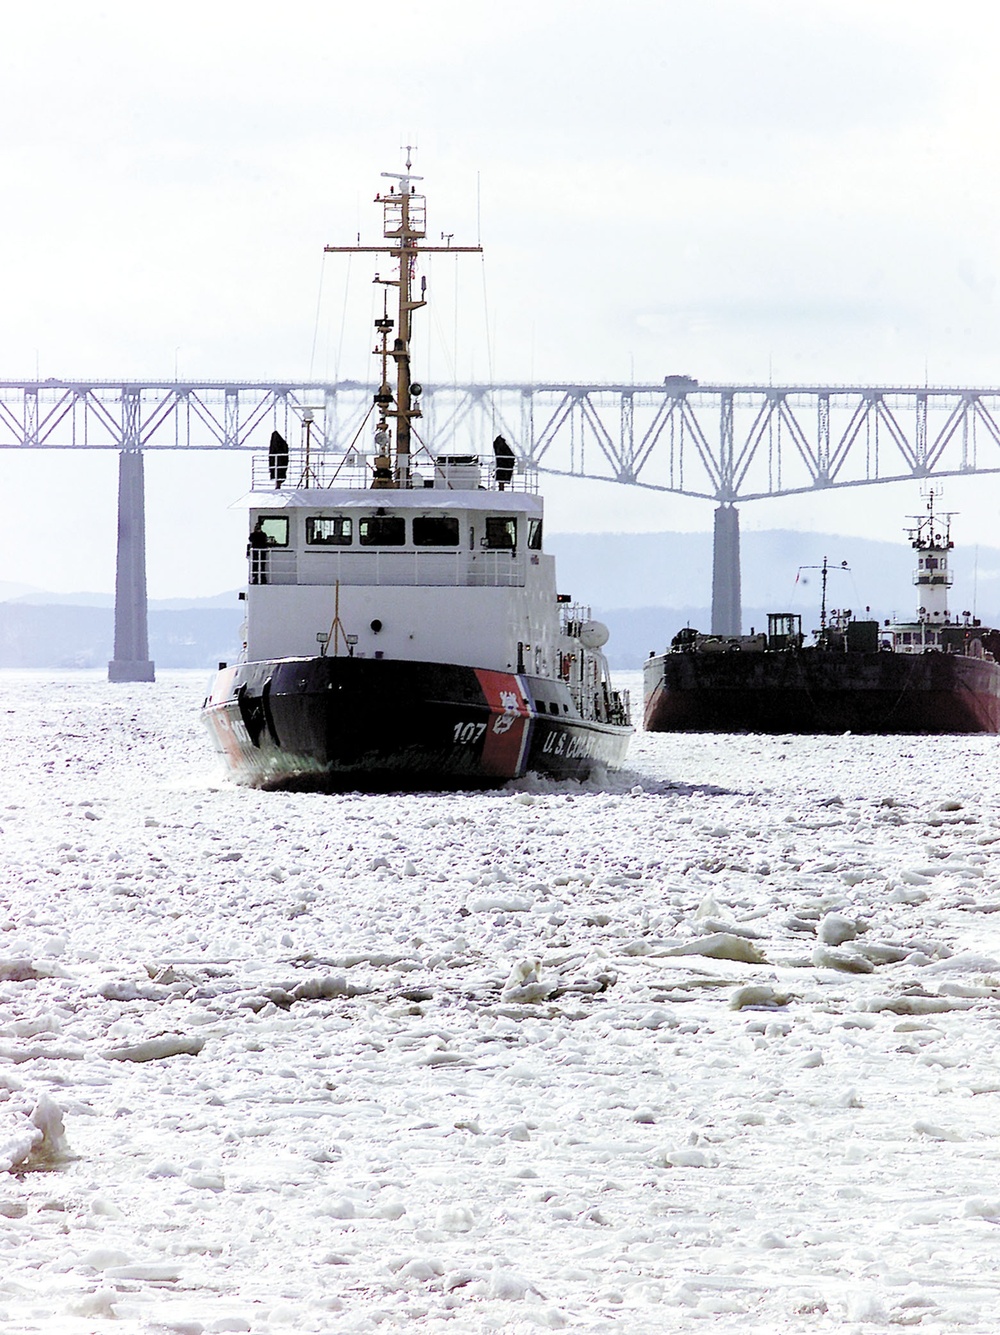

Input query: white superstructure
[237,450,618,722]
[242,468,549,665]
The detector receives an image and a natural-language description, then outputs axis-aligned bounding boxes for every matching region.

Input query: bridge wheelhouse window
[258,516,289,546]
[306,516,352,545]
[528,518,542,550]
[485,517,517,550]
[359,515,406,546]
[413,515,460,546]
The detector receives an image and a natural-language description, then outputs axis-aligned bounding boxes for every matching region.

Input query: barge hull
[644,649,1000,734]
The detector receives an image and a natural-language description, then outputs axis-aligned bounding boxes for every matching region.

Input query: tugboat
[644,492,1000,734]
[202,158,632,787]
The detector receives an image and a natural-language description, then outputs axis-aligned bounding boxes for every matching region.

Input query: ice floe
[3,670,1000,1331]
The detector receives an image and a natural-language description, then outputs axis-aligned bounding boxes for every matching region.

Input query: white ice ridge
[0,1081,67,1173]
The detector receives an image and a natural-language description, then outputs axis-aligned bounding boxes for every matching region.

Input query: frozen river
[3,669,1000,1333]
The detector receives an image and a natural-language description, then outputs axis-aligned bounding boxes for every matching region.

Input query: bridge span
[2,377,999,680]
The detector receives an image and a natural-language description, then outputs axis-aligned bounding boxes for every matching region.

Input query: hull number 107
[453,721,487,745]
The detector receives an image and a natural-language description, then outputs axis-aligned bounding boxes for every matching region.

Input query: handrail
[247,546,525,588]
[249,450,538,494]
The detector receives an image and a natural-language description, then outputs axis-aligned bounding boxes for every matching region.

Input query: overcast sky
[3,0,1000,599]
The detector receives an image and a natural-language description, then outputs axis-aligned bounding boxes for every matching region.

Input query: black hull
[644,649,1000,734]
[203,656,631,789]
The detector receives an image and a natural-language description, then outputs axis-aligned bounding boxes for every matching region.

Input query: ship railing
[248,548,525,588]
[247,548,297,585]
[560,603,593,637]
[568,682,630,726]
[467,552,525,587]
[607,687,631,727]
[250,450,539,494]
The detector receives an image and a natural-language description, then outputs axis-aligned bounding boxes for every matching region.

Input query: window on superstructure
[258,516,289,547]
[413,515,460,546]
[485,517,517,550]
[359,515,406,547]
[528,519,542,550]
[306,516,352,545]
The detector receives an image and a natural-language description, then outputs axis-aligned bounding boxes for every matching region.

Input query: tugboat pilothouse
[202,161,632,786]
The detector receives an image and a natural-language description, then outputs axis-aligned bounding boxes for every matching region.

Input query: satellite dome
[578,620,609,649]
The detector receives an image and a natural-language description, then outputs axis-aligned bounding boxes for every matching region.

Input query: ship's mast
[798,556,849,634]
[324,151,482,488]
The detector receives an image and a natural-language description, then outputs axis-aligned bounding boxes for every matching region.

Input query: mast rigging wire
[308,257,326,381]
[479,253,496,438]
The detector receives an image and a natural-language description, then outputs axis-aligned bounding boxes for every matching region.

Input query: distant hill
[3,529,999,670]
[549,528,1000,615]
[0,603,242,670]
[4,589,241,610]
[0,580,44,602]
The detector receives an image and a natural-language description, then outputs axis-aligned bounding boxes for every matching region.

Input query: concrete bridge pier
[107,448,155,682]
[711,503,742,637]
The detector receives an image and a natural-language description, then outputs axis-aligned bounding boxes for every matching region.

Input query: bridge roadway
[2,378,999,679]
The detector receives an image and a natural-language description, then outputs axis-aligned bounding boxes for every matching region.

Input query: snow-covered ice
[4,669,1000,1331]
